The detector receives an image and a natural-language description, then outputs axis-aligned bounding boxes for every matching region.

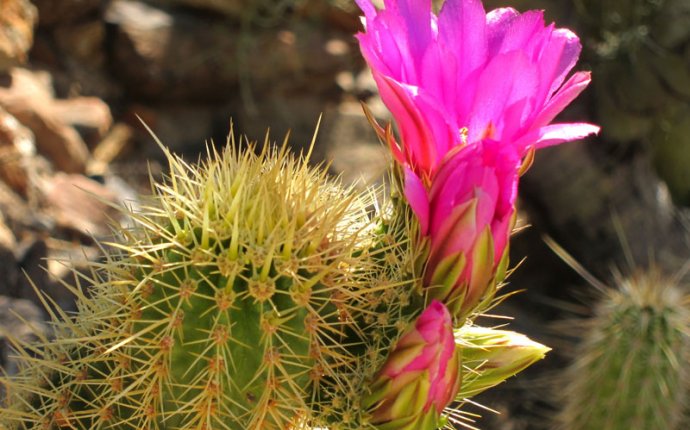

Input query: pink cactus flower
[355,0,599,180]
[364,301,461,429]
[356,0,599,317]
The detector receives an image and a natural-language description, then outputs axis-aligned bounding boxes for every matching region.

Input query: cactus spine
[559,269,690,430]
[0,130,420,430]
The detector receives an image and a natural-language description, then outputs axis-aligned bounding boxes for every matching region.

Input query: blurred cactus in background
[558,268,690,430]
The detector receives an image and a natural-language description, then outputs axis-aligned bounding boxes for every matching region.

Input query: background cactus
[558,268,690,430]
[0,129,422,430]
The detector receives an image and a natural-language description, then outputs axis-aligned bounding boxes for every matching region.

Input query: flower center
[481,122,496,140]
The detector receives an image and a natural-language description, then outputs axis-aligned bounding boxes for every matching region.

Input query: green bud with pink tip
[364,301,461,430]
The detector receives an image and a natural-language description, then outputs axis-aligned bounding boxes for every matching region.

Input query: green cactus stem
[0,129,420,430]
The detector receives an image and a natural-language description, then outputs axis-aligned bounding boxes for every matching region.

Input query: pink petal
[468,51,537,143]
[493,148,520,216]
[532,30,569,108]
[388,0,433,52]
[404,167,430,235]
[427,199,478,272]
[420,41,459,113]
[493,10,545,55]
[534,71,592,128]
[535,123,600,147]
[548,29,583,95]
[355,12,405,79]
[514,123,600,150]
[490,210,515,261]
[486,7,520,53]
[438,0,487,82]
[375,74,438,171]
[378,73,460,174]
[430,151,481,236]
[355,0,377,19]
[415,300,449,341]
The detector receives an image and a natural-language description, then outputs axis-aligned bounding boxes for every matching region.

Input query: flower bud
[421,140,519,318]
[456,325,550,399]
[364,301,461,429]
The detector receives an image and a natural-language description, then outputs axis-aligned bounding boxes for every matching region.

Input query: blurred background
[0,0,689,428]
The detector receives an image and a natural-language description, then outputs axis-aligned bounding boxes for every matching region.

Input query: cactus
[0,124,554,430]
[558,269,690,430]
[0,129,423,430]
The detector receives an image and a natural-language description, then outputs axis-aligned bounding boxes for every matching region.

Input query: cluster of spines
[0,131,420,430]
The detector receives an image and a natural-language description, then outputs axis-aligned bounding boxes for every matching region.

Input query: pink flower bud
[364,301,461,429]
[419,140,519,317]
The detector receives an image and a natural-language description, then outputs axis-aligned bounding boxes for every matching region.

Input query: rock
[0,68,90,173]
[105,0,238,102]
[14,237,51,303]
[88,122,135,175]
[651,0,690,49]
[652,106,690,205]
[31,0,101,27]
[153,0,244,17]
[5,98,90,174]
[46,239,100,288]
[230,93,326,158]
[53,20,106,67]
[0,106,35,197]
[105,0,355,102]
[245,25,357,97]
[53,56,123,101]
[0,295,46,376]
[307,0,363,33]
[0,0,37,71]
[13,234,86,314]
[30,24,121,100]
[50,19,123,99]
[38,173,119,238]
[521,141,689,276]
[126,103,224,156]
[0,212,15,253]
[0,174,51,232]
[230,94,390,180]
[0,213,18,298]
[51,96,113,147]
[0,66,53,99]
[322,102,388,188]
